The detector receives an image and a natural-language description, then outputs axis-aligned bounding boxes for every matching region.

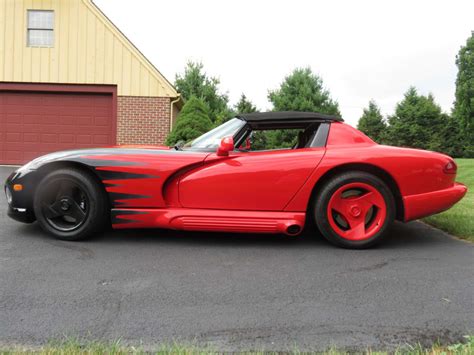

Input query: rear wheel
[33,168,108,241]
[314,172,395,249]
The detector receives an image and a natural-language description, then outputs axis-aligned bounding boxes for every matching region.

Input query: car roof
[236,111,343,123]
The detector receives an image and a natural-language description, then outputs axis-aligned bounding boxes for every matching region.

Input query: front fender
[5,148,210,211]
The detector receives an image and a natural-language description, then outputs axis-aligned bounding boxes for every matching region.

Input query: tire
[33,168,109,241]
[314,171,395,249]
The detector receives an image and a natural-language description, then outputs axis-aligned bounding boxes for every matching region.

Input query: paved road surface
[0,166,472,351]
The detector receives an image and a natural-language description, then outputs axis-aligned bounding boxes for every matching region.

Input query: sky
[94,0,474,127]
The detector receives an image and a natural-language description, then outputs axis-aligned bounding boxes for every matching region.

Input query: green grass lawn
[423,159,473,241]
[0,336,473,355]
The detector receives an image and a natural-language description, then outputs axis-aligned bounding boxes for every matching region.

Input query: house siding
[0,0,177,98]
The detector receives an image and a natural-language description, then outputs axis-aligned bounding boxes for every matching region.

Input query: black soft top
[236,111,343,123]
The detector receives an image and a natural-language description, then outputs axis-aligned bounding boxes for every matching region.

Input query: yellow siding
[3,0,14,81]
[0,1,4,78]
[0,0,177,97]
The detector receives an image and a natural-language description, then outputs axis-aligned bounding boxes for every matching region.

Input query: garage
[0,83,117,165]
[0,1,180,161]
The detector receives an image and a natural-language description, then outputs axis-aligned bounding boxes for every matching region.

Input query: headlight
[5,186,12,205]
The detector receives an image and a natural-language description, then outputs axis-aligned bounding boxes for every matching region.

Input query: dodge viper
[4,111,467,248]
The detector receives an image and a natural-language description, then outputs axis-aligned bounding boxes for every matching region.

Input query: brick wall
[117,96,171,145]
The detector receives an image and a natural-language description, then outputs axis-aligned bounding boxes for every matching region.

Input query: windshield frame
[182,117,246,151]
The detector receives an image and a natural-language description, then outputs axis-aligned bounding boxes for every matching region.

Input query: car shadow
[13,219,457,251]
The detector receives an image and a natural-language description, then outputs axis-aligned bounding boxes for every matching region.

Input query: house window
[27,10,54,47]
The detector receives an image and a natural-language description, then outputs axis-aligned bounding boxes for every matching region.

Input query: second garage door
[0,88,116,165]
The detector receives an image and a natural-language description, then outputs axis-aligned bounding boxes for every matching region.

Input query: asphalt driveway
[0,166,472,351]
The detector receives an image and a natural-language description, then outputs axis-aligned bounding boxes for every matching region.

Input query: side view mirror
[217,136,234,156]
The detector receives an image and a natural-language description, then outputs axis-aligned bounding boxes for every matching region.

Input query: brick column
[117,96,171,145]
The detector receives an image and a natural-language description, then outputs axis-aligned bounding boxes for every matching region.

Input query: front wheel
[33,168,109,241]
[314,172,395,249]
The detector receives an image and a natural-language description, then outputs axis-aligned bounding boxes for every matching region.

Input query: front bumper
[5,170,36,224]
[7,205,36,223]
[403,182,467,221]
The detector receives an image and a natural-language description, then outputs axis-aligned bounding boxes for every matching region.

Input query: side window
[236,123,325,152]
[248,129,302,151]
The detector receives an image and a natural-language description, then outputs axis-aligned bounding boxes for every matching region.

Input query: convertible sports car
[4,111,467,248]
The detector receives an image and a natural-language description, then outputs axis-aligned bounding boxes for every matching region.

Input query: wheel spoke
[330,192,347,214]
[67,201,86,222]
[42,201,64,219]
[345,218,366,240]
[352,191,383,209]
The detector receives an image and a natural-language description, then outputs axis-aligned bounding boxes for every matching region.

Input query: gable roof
[88,0,177,97]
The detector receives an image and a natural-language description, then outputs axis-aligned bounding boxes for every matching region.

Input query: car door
[178,147,326,211]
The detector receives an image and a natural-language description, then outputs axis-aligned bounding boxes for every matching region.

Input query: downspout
[169,94,181,131]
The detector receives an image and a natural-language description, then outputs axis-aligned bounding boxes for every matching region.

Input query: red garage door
[0,84,116,165]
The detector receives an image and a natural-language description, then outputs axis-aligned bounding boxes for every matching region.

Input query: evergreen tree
[268,67,340,115]
[439,114,465,157]
[266,68,340,148]
[385,87,444,151]
[234,93,258,114]
[174,62,230,124]
[357,100,387,143]
[165,96,213,146]
[453,32,474,157]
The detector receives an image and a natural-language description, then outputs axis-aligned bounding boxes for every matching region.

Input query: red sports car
[4,111,467,248]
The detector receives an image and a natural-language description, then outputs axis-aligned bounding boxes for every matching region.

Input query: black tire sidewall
[314,172,395,249]
[34,168,108,241]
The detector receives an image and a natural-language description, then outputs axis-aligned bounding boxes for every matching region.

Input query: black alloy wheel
[40,179,89,232]
[34,168,108,241]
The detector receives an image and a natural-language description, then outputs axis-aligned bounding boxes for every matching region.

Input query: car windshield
[183,118,245,149]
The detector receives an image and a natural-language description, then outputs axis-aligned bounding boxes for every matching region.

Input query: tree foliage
[165,96,213,146]
[357,100,387,143]
[439,114,465,157]
[385,87,445,151]
[268,67,340,115]
[453,32,474,157]
[234,93,258,114]
[265,68,340,149]
[174,62,230,124]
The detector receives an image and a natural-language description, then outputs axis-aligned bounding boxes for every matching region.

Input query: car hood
[109,144,171,150]
[15,146,203,174]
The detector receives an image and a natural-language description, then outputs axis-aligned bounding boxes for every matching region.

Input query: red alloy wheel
[326,182,387,241]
